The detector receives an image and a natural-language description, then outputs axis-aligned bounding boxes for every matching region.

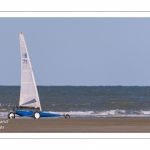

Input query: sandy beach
[0,118,150,133]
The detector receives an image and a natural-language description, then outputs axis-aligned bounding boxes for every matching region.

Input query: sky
[1,18,150,86]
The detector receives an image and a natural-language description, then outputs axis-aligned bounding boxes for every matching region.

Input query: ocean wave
[135,110,150,115]
[95,109,126,115]
[48,110,150,117]
[1,109,150,119]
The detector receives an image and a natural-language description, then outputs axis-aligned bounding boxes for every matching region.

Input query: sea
[1,86,150,118]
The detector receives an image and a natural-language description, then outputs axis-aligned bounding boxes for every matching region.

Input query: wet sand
[1,118,150,133]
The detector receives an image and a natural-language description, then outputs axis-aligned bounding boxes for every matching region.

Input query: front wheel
[64,114,70,119]
[33,112,40,119]
[8,112,15,119]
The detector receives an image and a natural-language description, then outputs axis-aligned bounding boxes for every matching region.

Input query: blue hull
[15,110,62,117]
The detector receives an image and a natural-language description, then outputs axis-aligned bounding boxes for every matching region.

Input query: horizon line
[1,85,150,87]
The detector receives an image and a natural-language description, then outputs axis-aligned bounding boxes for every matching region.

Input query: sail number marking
[23,59,27,64]
[22,53,28,69]
[23,53,27,58]
[22,53,28,64]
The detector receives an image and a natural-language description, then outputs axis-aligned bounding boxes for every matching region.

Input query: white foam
[1,110,150,118]
[139,110,150,115]
[0,112,8,118]
[48,109,150,118]
[48,109,127,117]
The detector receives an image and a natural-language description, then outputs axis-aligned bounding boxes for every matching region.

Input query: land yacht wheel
[34,112,40,119]
[64,114,70,119]
[8,112,15,119]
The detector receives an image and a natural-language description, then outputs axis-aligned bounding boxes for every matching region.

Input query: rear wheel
[8,112,15,119]
[33,112,40,119]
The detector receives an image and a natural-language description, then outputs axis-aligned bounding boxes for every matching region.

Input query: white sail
[19,33,41,111]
